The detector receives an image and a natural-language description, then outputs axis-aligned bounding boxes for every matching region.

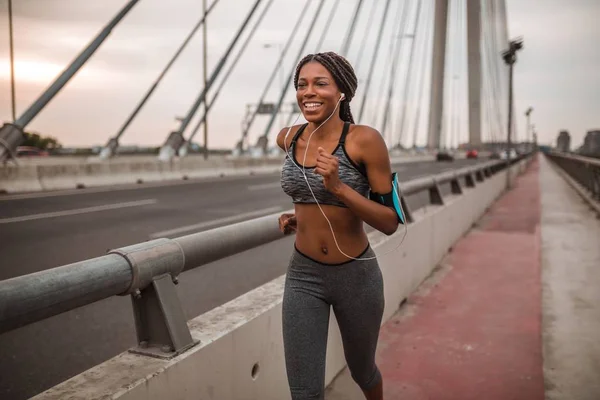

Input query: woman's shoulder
[276,124,306,150]
[346,124,386,149]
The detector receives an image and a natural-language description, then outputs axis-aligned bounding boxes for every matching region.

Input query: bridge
[1,1,599,399]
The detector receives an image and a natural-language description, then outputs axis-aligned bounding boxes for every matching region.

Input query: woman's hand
[278,213,297,235]
[315,147,345,195]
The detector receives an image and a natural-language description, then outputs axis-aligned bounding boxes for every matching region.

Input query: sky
[0,0,598,150]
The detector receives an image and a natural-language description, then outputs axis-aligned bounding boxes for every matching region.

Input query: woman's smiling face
[296,61,342,123]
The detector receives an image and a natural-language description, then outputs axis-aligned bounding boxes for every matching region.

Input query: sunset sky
[0,0,598,150]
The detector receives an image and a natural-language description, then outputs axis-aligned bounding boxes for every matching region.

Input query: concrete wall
[0,156,285,194]
[1,155,434,194]
[33,159,530,400]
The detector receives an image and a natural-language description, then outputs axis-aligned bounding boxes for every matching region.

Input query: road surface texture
[0,158,483,399]
[326,155,600,400]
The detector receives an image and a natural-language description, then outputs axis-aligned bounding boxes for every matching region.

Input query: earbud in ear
[340,93,346,101]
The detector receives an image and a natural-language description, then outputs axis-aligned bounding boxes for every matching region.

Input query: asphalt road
[0,158,484,400]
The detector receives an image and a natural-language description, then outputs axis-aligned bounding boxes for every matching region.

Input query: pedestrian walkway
[540,155,600,400]
[326,154,600,400]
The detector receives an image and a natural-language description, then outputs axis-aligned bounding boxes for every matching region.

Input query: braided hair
[293,52,358,124]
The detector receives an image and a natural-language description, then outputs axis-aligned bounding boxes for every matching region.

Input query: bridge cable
[439,0,454,149]
[112,0,221,143]
[410,0,434,148]
[481,14,497,146]
[481,1,498,143]
[281,0,343,128]
[260,0,328,143]
[186,0,275,144]
[340,0,365,57]
[394,0,424,149]
[498,0,510,136]
[480,1,492,143]
[458,0,467,148]
[355,0,394,123]
[351,0,380,76]
[452,0,465,149]
[487,1,504,142]
[445,0,457,149]
[498,0,516,141]
[315,0,341,52]
[237,1,312,147]
[490,0,504,142]
[483,73,495,144]
[369,0,408,130]
[496,0,508,141]
[173,0,264,140]
[455,0,466,149]
[478,5,492,146]
[15,0,141,128]
[381,0,414,144]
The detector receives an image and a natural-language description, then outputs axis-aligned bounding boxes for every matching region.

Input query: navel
[321,245,328,255]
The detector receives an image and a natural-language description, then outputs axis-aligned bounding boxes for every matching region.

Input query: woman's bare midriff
[294,203,369,263]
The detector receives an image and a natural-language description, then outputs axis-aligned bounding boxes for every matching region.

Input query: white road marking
[247,182,281,191]
[0,174,277,202]
[150,206,283,238]
[0,199,158,224]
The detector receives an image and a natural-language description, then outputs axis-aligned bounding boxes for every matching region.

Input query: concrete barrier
[0,156,284,193]
[33,158,529,400]
[0,164,43,192]
[0,154,434,194]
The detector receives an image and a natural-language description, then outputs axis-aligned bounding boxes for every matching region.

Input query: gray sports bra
[280,122,370,208]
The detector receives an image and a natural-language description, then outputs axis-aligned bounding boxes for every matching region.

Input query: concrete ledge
[0,164,42,192]
[1,157,285,194]
[1,155,434,194]
[33,160,528,400]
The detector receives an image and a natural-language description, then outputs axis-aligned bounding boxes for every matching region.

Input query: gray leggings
[282,244,385,400]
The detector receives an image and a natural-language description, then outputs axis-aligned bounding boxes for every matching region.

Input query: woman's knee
[350,365,382,391]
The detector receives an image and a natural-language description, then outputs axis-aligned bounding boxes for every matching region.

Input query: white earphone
[284,92,407,261]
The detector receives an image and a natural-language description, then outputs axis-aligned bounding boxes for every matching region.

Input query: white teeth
[304,103,322,110]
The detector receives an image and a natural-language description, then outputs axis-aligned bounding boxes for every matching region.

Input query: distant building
[581,130,600,156]
[556,130,570,152]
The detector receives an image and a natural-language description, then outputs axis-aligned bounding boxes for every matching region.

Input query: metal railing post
[465,172,476,187]
[450,173,463,195]
[475,170,485,182]
[429,178,445,205]
[109,238,197,359]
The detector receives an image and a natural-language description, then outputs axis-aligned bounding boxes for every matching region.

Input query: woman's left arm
[315,127,399,236]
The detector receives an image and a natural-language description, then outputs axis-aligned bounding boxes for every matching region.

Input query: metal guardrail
[545,151,600,211]
[546,152,600,199]
[0,156,526,359]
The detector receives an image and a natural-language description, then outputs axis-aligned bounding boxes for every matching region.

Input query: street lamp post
[502,37,523,187]
[8,0,16,122]
[202,0,209,160]
[525,106,533,151]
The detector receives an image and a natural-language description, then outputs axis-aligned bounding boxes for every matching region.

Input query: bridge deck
[326,155,600,400]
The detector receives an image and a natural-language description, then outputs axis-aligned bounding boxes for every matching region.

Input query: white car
[499,149,518,160]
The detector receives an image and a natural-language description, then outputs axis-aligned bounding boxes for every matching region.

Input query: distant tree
[22,131,62,150]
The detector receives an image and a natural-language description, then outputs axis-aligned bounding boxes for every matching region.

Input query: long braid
[293,52,358,123]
